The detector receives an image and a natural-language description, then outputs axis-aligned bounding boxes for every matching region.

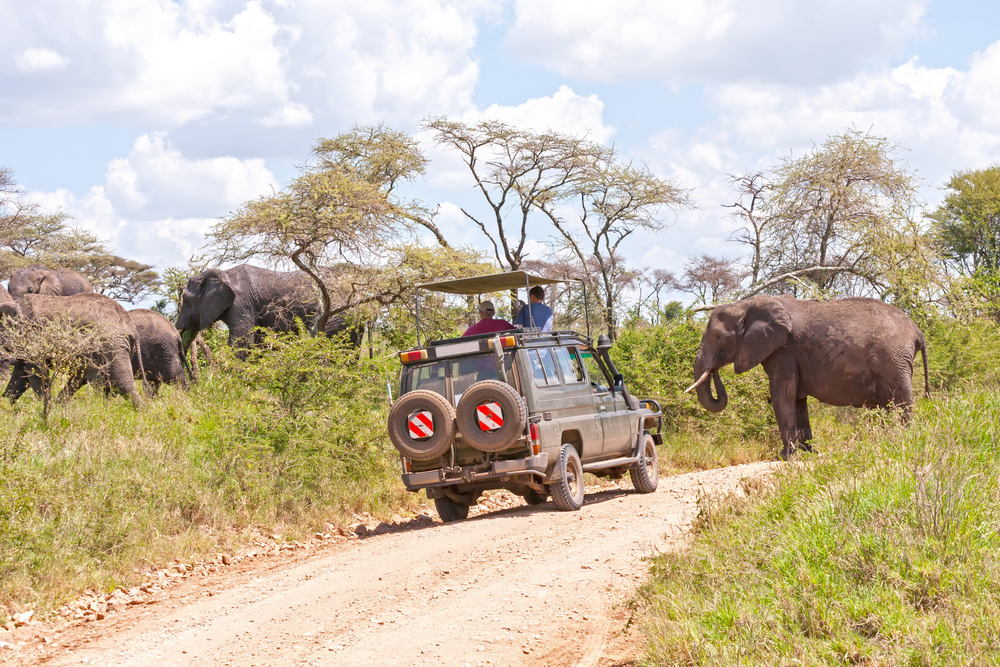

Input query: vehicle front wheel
[434,496,471,522]
[548,444,585,511]
[630,433,659,494]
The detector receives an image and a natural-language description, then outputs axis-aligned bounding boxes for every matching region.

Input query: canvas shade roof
[417,271,568,295]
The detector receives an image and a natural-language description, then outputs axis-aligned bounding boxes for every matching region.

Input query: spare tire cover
[455,380,527,453]
[387,390,456,461]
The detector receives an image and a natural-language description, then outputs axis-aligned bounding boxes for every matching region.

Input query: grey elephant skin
[692,295,930,459]
[4,293,150,406]
[175,265,362,355]
[7,265,93,298]
[128,308,192,393]
[0,283,21,319]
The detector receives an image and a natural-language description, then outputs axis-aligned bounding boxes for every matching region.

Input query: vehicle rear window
[554,347,586,384]
[528,349,561,387]
[405,353,513,406]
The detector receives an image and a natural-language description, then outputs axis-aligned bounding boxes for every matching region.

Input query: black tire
[630,433,659,494]
[387,390,456,461]
[455,380,527,453]
[548,444,585,511]
[435,496,470,522]
[523,489,547,506]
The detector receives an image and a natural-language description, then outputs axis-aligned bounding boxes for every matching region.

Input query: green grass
[0,333,415,620]
[640,390,1000,665]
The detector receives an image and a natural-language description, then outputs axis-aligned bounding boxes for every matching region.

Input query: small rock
[374,522,392,535]
[416,514,433,523]
[355,524,369,537]
[221,554,233,566]
[13,610,34,626]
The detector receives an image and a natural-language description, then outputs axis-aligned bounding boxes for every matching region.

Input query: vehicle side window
[554,346,585,384]
[538,349,560,385]
[581,350,611,390]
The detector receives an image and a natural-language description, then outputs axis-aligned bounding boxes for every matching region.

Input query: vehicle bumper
[403,453,549,491]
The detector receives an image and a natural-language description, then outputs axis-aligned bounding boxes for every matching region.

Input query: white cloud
[257,102,313,128]
[104,133,276,221]
[472,85,616,143]
[507,0,927,85]
[15,47,69,72]
[29,134,278,269]
[0,0,488,129]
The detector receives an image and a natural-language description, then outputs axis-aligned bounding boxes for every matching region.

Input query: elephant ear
[199,272,235,327]
[38,271,62,296]
[734,297,792,373]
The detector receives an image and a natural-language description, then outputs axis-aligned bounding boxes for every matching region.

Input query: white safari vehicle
[386,271,663,521]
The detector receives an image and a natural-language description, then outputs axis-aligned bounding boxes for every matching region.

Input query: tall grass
[641,390,1000,665]
[0,331,412,618]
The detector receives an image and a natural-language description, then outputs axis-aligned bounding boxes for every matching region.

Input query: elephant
[128,308,192,393]
[0,283,20,319]
[690,295,930,459]
[175,264,362,357]
[4,293,150,406]
[7,265,93,299]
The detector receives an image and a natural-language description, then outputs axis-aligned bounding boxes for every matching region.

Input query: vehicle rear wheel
[522,489,547,506]
[434,496,471,522]
[387,390,456,461]
[630,433,659,494]
[548,444,585,511]
[455,380,527,453]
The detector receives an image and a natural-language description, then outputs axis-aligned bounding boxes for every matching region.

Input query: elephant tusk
[685,369,712,394]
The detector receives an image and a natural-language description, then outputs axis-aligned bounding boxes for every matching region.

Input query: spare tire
[456,380,527,453]
[387,390,456,461]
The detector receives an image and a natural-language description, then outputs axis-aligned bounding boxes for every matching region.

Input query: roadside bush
[641,391,1000,665]
[0,331,411,618]
[918,314,1000,391]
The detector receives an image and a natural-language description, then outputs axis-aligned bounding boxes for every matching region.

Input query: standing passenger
[513,286,553,332]
[462,301,514,337]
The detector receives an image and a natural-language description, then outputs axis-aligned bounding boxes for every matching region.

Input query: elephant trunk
[694,352,728,413]
[180,328,197,361]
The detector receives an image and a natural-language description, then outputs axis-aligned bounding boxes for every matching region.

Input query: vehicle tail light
[489,336,516,349]
[399,349,428,363]
[529,422,541,455]
[402,458,411,473]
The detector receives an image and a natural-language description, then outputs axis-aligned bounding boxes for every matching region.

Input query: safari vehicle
[386,271,663,522]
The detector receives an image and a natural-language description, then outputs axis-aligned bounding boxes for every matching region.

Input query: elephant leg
[763,355,801,460]
[108,353,142,406]
[796,398,813,452]
[4,360,29,403]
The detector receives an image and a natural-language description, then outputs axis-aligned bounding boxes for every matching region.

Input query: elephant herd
[0,262,931,461]
[0,263,360,408]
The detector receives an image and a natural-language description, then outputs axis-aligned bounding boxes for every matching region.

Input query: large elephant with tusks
[690,295,930,459]
[175,265,362,358]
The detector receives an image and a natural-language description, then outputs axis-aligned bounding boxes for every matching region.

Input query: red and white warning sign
[476,402,504,432]
[408,410,434,439]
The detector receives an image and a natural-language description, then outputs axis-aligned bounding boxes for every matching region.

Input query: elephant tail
[919,335,930,398]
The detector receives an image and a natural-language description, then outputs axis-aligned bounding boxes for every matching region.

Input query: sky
[2,0,1000,293]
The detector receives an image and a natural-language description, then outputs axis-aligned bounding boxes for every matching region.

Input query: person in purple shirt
[462,300,515,337]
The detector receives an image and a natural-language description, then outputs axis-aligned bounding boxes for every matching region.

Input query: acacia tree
[211,125,446,335]
[724,170,773,288]
[424,118,593,275]
[537,152,690,339]
[929,164,1000,317]
[676,255,746,306]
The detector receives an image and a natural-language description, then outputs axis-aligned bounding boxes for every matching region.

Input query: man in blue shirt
[513,286,553,332]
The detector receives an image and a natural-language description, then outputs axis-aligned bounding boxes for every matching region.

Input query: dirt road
[6,461,777,667]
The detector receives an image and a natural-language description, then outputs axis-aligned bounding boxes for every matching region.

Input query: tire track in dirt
[8,461,779,667]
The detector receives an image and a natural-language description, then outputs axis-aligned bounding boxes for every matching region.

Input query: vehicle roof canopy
[417,271,568,295]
